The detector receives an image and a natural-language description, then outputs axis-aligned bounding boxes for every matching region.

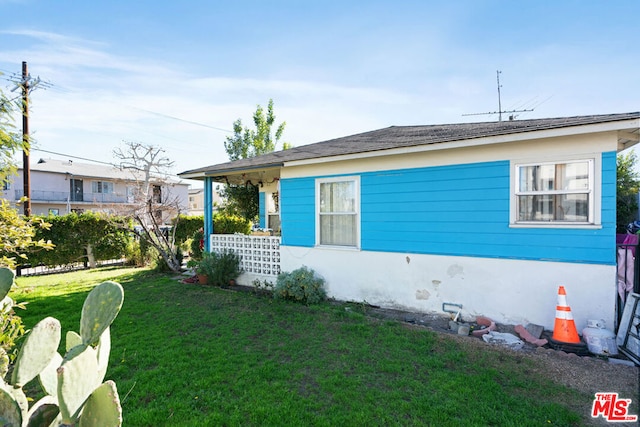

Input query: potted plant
[194,252,216,285]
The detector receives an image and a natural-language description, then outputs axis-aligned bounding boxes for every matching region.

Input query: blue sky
[1,0,639,183]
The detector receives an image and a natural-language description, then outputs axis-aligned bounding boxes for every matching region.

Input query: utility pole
[7,62,49,216]
[21,61,31,216]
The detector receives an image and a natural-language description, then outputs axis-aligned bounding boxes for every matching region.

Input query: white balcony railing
[210,234,281,277]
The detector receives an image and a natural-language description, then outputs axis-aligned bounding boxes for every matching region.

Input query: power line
[126,105,233,133]
[31,147,118,167]
[37,79,233,133]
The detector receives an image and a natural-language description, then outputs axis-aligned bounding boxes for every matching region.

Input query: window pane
[558,162,589,190]
[320,181,355,213]
[519,162,590,192]
[519,165,555,191]
[320,214,356,246]
[518,194,589,222]
[559,194,589,221]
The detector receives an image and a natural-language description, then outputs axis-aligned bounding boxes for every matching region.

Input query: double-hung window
[92,181,114,194]
[514,159,594,224]
[317,176,360,247]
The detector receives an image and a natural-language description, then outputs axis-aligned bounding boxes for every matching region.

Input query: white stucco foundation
[279,245,616,332]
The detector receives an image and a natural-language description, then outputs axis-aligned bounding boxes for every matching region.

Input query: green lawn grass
[12,267,590,426]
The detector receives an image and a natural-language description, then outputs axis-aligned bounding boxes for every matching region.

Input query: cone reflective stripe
[552,286,581,344]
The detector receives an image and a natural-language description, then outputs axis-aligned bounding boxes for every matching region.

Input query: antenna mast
[496,70,502,122]
[462,70,533,121]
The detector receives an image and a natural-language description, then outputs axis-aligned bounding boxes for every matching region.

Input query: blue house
[179,112,640,331]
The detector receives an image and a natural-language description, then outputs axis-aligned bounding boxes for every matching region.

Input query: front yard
[11,267,631,426]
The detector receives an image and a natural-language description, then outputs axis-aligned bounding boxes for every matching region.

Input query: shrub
[27,212,133,268]
[213,212,251,235]
[252,278,274,296]
[189,228,204,261]
[197,249,242,286]
[154,248,183,273]
[172,215,204,246]
[273,266,327,304]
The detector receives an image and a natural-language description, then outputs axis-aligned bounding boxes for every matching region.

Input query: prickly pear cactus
[0,278,125,427]
[80,281,124,346]
[11,316,61,388]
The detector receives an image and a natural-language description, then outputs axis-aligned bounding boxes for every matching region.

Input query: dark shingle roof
[179,112,640,177]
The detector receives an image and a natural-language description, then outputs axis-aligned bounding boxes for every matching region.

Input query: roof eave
[179,162,284,181]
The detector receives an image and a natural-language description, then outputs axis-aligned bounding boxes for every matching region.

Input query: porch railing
[210,234,281,277]
[13,189,132,204]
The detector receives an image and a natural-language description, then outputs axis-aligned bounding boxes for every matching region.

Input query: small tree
[617,151,640,233]
[0,89,26,186]
[222,99,286,222]
[113,141,184,272]
[0,88,53,268]
[0,200,53,268]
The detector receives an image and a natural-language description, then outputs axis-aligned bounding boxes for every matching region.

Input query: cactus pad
[66,330,83,352]
[80,281,124,346]
[26,395,60,427]
[96,328,111,383]
[0,387,22,426]
[78,380,122,427]
[11,316,61,387]
[0,267,14,301]
[57,345,101,423]
[39,351,63,399]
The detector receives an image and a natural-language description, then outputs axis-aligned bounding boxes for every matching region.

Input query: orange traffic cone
[551,286,581,344]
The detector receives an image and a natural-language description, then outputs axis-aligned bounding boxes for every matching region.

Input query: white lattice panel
[209,234,281,277]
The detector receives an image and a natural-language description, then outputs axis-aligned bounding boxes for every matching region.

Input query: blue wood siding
[280,152,616,265]
[600,151,616,229]
[280,178,316,246]
[259,192,266,228]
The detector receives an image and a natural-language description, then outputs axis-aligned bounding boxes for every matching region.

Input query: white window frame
[315,176,360,249]
[92,181,114,194]
[511,156,601,228]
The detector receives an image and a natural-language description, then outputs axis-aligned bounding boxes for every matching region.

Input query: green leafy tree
[0,87,53,268]
[0,87,52,365]
[0,89,25,186]
[0,200,53,268]
[617,151,640,233]
[222,99,286,221]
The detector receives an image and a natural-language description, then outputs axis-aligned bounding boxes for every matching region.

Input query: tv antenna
[463,70,534,122]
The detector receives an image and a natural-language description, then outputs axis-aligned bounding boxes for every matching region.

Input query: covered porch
[179,158,284,282]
